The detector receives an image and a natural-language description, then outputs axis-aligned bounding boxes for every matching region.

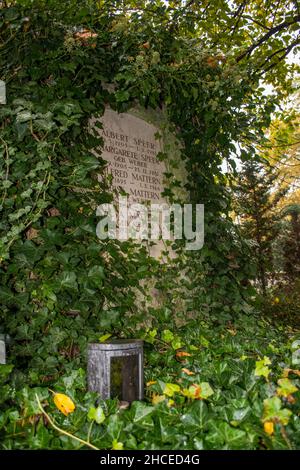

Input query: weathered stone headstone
[91,106,187,260]
[0,80,6,105]
[0,336,6,364]
[91,108,166,204]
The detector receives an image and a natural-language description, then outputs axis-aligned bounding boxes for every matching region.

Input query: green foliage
[232,160,287,293]
[1,0,299,451]
[0,0,264,380]
[1,315,300,450]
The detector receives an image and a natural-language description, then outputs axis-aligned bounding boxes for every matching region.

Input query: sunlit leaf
[277,378,298,397]
[255,356,271,380]
[87,406,105,424]
[112,439,124,450]
[53,393,75,416]
[99,333,112,343]
[152,394,165,405]
[263,396,292,426]
[163,383,181,397]
[264,421,274,435]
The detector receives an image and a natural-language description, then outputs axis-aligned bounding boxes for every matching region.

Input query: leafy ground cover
[1,313,300,450]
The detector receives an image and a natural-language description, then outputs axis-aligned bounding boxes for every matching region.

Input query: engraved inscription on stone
[92,109,165,203]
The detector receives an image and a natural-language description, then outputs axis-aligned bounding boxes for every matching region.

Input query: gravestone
[0,336,6,364]
[0,80,6,105]
[91,107,188,258]
[91,108,166,204]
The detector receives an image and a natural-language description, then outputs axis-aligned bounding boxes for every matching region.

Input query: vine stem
[35,394,99,450]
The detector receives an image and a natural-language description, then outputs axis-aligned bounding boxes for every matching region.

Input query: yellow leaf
[283,368,300,378]
[182,384,201,399]
[112,439,124,450]
[227,328,237,336]
[152,394,165,405]
[264,421,274,435]
[240,355,248,361]
[146,380,157,387]
[53,393,75,416]
[276,378,298,397]
[99,333,112,343]
[163,383,181,397]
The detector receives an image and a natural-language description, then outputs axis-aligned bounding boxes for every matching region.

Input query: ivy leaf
[163,383,181,397]
[112,439,124,450]
[115,90,130,103]
[171,338,183,350]
[88,265,105,285]
[182,383,214,400]
[277,378,298,397]
[255,356,271,379]
[152,394,165,405]
[200,336,210,347]
[206,421,247,449]
[16,110,33,123]
[181,400,209,432]
[99,333,112,343]
[59,271,77,290]
[87,406,105,424]
[130,402,154,423]
[107,414,123,440]
[199,382,214,399]
[263,396,292,426]
[161,329,174,343]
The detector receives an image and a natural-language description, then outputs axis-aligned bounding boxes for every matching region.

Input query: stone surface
[91,108,166,203]
[0,81,6,105]
[90,106,188,261]
[0,339,6,364]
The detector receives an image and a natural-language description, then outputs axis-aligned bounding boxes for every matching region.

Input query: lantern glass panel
[110,354,139,401]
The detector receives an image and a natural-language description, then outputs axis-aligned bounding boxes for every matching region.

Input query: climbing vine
[1,0,298,451]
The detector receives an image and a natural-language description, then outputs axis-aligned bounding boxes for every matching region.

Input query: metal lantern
[87,339,143,401]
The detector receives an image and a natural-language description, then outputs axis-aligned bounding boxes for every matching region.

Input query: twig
[35,394,99,451]
[236,14,300,62]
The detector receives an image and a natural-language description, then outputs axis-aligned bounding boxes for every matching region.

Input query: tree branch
[236,14,300,62]
[257,37,300,75]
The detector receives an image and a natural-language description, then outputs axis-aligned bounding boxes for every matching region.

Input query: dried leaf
[53,393,75,416]
[264,421,274,435]
[146,380,157,387]
[26,227,39,240]
[181,368,195,376]
[176,351,192,358]
[152,394,165,405]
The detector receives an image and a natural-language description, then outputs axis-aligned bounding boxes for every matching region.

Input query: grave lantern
[87,340,143,401]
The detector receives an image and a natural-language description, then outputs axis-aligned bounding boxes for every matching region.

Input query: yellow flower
[53,393,75,416]
[274,297,280,304]
[264,421,274,435]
